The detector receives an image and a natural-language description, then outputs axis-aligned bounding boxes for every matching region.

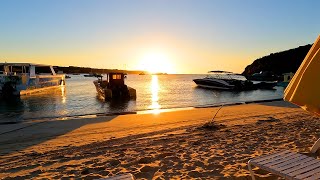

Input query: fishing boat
[93,72,136,100]
[84,73,96,77]
[193,71,276,90]
[0,63,65,96]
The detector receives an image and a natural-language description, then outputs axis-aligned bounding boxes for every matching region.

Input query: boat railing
[226,74,247,81]
[206,73,247,81]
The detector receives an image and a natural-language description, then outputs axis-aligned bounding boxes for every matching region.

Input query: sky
[0,0,319,74]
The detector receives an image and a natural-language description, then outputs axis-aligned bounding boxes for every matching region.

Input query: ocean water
[0,74,285,122]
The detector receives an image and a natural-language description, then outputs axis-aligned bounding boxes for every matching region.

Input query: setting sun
[138,52,174,74]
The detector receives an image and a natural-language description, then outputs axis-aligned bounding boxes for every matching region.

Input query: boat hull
[194,79,276,91]
[193,79,235,90]
[193,71,276,91]
[0,74,65,96]
[93,80,136,101]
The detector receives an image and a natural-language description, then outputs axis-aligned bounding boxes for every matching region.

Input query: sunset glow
[138,52,174,74]
[0,1,319,73]
[2,1,320,179]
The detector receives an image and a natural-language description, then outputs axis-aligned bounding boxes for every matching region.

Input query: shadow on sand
[255,99,299,108]
[0,115,117,156]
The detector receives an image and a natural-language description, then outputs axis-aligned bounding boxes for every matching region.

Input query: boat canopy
[206,71,247,81]
[208,70,243,76]
[0,63,52,67]
[0,63,56,76]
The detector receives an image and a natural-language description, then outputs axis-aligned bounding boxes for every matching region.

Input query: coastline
[0,98,283,125]
[1,100,319,179]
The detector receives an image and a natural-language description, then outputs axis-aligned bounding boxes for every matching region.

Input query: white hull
[193,78,235,90]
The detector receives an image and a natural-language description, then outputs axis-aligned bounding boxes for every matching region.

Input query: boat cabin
[97,72,126,88]
[109,73,126,87]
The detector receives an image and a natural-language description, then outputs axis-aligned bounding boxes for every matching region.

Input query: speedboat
[194,71,277,90]
[193,71,253,90]
[0,63,65,96]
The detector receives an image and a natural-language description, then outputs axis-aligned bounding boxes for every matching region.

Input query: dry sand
[1,100,320,179]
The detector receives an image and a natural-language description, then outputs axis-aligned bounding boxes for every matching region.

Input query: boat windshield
[0,64,55,76]
[0,65,30,75]
[206,73,247,81]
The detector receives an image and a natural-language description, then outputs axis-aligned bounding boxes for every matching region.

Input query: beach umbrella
[284,35,320,116]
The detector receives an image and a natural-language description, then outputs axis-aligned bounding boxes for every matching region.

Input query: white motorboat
[0,63,65,96]
[193,71,251,90]
[194,71,277,90]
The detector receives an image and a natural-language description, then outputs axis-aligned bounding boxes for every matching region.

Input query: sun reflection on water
[149,75,161,114]
[61,86,66,104]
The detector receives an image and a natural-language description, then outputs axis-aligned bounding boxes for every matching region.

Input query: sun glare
[149,75,161,114]
[138,52,174,74]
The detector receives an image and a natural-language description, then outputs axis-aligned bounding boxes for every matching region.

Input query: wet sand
[1,100,319,179]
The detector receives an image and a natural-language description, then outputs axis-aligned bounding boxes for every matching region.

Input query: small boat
[84,73,101,77]
[65,75,71,79]
[0,63,65,96]
[93,72,136,100]
[193,71,251,90]
[84,73,95,77]
[193,71,275,91]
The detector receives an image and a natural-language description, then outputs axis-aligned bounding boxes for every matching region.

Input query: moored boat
[193,71,253,90]
[93,72,136,101]
[84,73,95,77]
[84,73,101,77]
[193,71,276,91]
[0,63,65,96]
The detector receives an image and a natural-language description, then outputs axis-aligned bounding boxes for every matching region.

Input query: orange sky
[1,0,319,74]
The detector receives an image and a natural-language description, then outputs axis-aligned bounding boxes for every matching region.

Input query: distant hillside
[242,44,312,76]
[53,66,146,75]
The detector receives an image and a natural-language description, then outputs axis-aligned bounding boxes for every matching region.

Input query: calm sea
[0,74,285,122]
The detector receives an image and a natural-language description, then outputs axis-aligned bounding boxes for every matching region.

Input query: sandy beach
[1,100,320,179]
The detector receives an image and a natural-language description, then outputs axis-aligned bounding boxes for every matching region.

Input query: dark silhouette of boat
[93,72,136,101]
